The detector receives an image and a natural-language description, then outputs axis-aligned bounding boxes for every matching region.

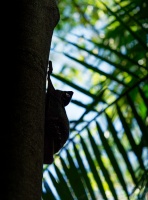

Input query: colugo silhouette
[44,61,73,164]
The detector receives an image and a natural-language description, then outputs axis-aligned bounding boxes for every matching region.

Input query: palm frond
[42,0,148,199]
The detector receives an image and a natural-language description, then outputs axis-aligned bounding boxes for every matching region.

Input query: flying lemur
[44,61,73,164]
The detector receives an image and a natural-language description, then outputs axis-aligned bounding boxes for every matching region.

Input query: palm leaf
[87,128,118,200]
[42,180,57,200]
[52,164,74,199]
[95,121,129,198]
[79,135,108,200]
[73,141,97,199]
[105,112,137,185]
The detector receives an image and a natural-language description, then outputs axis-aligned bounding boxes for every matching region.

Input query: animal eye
[65,93,70,98]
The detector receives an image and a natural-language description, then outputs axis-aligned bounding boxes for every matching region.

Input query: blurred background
[42,0,148,199]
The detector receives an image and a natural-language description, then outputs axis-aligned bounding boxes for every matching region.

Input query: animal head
[55,90,73,106]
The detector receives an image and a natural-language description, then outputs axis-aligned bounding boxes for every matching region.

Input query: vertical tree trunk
[2,0,59,199]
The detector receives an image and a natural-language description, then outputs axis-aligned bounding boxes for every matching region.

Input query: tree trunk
[2,0,59,199]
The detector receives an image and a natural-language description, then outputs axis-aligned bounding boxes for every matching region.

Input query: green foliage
[42,0,148,199]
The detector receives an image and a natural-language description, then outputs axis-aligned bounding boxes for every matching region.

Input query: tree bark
[2,0,59,199]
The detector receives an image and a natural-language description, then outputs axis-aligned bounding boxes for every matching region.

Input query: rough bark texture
[2,0,59,199]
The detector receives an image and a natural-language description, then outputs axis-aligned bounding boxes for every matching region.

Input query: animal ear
[63,91,73,106]
[46,61,55,93]
[48,60,53,75]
